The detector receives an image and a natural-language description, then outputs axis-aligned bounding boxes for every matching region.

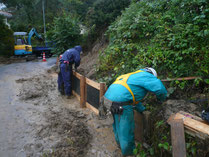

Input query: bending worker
[58,46,82,98]
[103,67,167,156]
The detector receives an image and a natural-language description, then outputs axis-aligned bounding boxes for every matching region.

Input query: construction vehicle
[14,28,53,58]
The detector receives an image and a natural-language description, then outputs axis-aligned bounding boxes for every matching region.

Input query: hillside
[78,1,209,156]
[96,0,209,86]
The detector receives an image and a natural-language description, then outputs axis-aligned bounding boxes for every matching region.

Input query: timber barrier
[72,71,106,115]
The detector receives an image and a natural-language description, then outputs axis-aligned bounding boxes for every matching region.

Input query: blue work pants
[113,105,136,156]
[58,63,72,96]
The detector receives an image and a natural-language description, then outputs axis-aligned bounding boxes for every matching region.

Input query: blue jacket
[104,69,167,112]
[61,46,82,67]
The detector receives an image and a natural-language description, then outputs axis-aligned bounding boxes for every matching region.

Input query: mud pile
[16,75,56,101]
[39,108,91,157]
[163,99,202,119]
[16,74,92,157]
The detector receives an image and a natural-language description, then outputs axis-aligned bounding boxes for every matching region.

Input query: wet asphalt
[0,58,57,157]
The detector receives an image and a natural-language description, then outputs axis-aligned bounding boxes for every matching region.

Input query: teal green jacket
[104,69,167,112]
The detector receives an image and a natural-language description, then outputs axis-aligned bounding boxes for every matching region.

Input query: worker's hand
[135,103,146,113]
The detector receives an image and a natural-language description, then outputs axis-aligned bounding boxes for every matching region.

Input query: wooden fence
[72,71,148,143]
[72,71,106,115]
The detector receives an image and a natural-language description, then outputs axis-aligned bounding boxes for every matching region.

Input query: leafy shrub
[0,16,14,57]
[97,0,209,85]
[46,12,82,55]
[86,0,131,30]
[85,0,131,45]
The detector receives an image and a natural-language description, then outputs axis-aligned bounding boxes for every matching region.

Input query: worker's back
[61,48,81,67]
[105,69,167,102]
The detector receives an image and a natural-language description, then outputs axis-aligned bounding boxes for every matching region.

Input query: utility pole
[42,0,46,37]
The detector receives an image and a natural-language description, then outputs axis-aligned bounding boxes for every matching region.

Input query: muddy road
[0,58,120,157]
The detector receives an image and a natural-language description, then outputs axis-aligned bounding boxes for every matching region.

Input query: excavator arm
[28,28,43,45]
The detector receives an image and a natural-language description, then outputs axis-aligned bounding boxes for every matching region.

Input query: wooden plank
[168,112,209,139]
[170,119,186,157]
[86,77,100,90]
[73,71,82,79]
[161,76,200,82]
[80,75,86,108]
[179,111,207,124]
[168,113,208,139]
[99,82,106,99]
[134,111,143,143]
[86,102,99,115]
[174,113,209,135]
[85,79,87,109]
[184,126,207,139]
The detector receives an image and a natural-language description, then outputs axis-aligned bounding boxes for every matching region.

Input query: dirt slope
[78,36,108,80]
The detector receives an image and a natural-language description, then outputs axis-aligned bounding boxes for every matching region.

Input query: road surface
[0,58,120,157]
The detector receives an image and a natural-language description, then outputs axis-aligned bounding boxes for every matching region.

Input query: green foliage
[97,0,209,85]
[61,0,95,21]
[3,0,131,50]
[46,13,81,54]
[133,143,147,157]
[3,0,65,32]
[133,118,172,157]
[186,136,197,157]
[84,0,131,45]
[158,142,171,151]
[86,0,131,30]
[0,16,14,57]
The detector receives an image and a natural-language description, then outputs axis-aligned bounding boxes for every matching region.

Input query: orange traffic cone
[42,52,47,62]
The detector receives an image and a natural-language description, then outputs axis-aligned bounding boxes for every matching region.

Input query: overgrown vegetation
[97,0,209,85]
[46,13,81,54]
[0,15,14,57]
[1,0,65,32]
[84,0,131,44]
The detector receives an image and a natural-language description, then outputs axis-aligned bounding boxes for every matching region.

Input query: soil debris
[16,73,92,157]
[16,75,56,101]
[39,108,91,157]
[163,99,201,119]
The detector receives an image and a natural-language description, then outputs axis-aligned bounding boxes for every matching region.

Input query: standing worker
[57,46,82,98]
[101,67,167,156]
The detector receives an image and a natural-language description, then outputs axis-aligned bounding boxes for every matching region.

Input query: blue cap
[74,45,82,53]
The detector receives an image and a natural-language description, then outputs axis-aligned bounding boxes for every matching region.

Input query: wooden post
[85,78,87,107]
[170,119,186,157]
[134,111,144,143]
[143,111,151,138]
[80,75,86,108]
[99,82,106,99]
